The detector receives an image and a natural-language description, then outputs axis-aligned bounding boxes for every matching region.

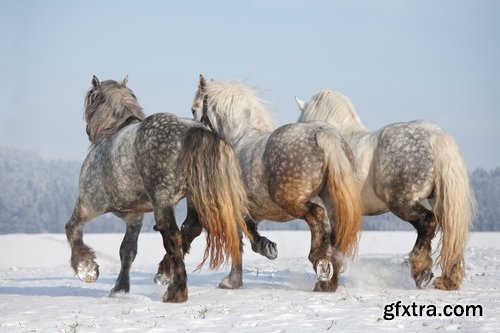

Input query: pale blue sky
[1,0,499,170]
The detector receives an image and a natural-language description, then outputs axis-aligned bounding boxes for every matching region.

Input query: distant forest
[1,146,499,233]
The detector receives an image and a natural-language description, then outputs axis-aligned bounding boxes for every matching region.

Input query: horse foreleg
[65,201,100,283]
[110,213,143,295]
[154,205,188,303]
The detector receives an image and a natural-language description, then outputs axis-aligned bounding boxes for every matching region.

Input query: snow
[0,231,499,332]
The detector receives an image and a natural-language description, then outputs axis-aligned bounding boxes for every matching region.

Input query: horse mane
[84,80,145,145]
[298,90,367,135]
[206,80,274,135]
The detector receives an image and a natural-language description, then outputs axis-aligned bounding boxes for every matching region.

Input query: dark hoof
[263,240,278,260]
[109,287,129,297]
[218,275,243,289]
[77,260,99,283]
[415,270,434,289]
[252,238,278,260]
[313,280,338,292]
[163,288,188,303]
[154,272,171,286]
[110,278,130,295]
[315,259,333,282]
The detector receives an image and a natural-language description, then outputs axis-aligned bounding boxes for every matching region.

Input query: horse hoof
[415,270,434,289]
[77,260,99,283]
[314,280,338,292]
[162,289,188,303]
[316,259,333,282]
[154,272,171,286]
[433,276,460,291]
[252,238,278,260]
[263,240,278,260]
[109,287,128,297]
[218,276,243,289]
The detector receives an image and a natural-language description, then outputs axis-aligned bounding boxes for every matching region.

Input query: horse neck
[213,102,273,150]
[337,124,370,145]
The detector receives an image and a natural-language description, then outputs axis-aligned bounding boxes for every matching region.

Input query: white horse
[185,76,361,292]
[295,90,475,290]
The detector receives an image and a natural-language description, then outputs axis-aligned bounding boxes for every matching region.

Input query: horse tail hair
[316,129,362,260]
[431,133,475,290]
[179,126,252,270]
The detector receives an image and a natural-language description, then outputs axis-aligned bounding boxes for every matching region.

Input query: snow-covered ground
[0,231,498,332]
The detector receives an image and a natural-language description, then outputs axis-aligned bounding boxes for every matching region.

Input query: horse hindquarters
[265,125,361,292]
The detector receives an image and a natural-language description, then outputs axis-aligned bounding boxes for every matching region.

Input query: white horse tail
[316,129,362,260]
[431,133,475,290]
[180,126,252,270]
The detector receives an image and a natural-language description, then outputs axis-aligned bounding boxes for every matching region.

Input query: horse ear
[295,97,306,112]
[199,74,207,93]
[92,75,101,89]
[120,75,129,87]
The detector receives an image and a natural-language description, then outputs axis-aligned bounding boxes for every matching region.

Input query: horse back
[133,113,201,201]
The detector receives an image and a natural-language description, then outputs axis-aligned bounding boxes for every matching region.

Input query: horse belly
[360,182,389,216]
[247,186,296,222]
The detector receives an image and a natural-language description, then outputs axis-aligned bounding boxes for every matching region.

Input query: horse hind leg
[65,201,100,283]
[154,204,188,303]
[247,217,278,260]
[217,221,276,290]
[287,200,336,292]
[390,201,437,289]
[154,199,203,286]
[180,197,204,254]
[110,212,143,295]
[219,229,244,289]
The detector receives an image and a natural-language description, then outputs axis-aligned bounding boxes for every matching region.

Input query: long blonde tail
[316,130,362,260]
[180,127,252,270]
[431,133,475,289]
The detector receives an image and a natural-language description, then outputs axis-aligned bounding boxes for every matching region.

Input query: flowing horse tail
[179,126,252,270]
[431,133,475,290]
[316,130,362,260]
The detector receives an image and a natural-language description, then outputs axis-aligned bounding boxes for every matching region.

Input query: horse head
[84,75,145,144]
[191,75,273,144]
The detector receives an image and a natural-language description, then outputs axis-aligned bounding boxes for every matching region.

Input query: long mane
[206,80,274,136]
[298,90,367,134]
[84,80,145,145]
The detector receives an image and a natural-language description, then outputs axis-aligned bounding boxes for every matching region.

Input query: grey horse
[65,76,251,302]
[183,76,362,293]
[295,90,475,290]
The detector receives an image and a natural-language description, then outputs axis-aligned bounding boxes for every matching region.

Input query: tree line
[0,146,498,233]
